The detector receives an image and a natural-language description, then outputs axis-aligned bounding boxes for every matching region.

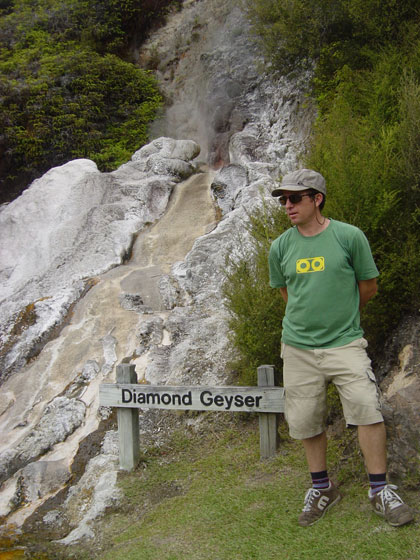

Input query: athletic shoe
[369,484,414,527]
[298,483,342,527]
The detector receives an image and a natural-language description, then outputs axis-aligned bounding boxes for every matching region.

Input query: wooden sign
[99,384,285,413]
[101,364,283,470]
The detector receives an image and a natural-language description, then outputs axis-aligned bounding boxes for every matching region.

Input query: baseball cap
[271,169,326,197]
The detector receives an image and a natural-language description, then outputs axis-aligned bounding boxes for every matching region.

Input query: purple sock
[311,470,330,490]
[369,473,387,495]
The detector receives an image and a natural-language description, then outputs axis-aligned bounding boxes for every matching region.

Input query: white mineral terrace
[0,169,217,526]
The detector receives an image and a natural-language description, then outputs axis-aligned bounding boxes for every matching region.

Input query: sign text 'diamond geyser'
[99,384,285,413]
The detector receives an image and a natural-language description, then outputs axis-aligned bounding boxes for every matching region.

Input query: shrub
[0,0,173,201]
[245,0,420,88]
[0,42,161,187]
[226,6,420,377]
[222,201,289,386]
[306,48,420,356]
[245,0,353,74]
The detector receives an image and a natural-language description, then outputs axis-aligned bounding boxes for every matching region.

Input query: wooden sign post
[100,364,284,470]
[116,363,140,470]
[257,365,280,459]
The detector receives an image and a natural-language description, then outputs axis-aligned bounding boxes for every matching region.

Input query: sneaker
[298,483,342,527]
[369,484,414,527]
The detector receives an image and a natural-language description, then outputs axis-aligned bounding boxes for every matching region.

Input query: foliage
[0,40,161,179]
[221,1,420,375]
[307,46,420,355]
[244,0,420,83]
[244,0,353,75]
[222,201,289,385]
[0,0,174,202]
[0,0,175,54]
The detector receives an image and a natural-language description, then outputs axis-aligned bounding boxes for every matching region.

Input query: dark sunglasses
[278,193,313,206]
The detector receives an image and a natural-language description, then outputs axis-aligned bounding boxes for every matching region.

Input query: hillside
[19,414,420,559]
[0,1,419,557]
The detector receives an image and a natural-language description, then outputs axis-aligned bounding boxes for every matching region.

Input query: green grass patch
[63,416,419,560]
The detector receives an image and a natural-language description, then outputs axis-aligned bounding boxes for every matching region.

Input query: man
[268,169,413,527]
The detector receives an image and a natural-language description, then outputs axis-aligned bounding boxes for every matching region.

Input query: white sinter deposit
[0,0,312,546]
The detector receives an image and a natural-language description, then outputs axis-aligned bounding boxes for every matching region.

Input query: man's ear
[315,193,323,207]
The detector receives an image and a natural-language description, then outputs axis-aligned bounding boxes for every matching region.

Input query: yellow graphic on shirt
[296,257,325,273]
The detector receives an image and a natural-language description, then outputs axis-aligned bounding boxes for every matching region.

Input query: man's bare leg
[298,431,341,526]
[302,431,327,472]
[357,422,387,473]
[358,421,413,525]
[302,424,387,474]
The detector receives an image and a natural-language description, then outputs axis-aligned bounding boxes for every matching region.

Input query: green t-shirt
[268,219,379,349]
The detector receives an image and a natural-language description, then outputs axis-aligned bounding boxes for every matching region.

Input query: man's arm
[358,278,378,309]
[279,287,288,304]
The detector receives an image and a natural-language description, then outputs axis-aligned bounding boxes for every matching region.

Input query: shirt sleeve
[350,229,379,281]
[269,240,286,288]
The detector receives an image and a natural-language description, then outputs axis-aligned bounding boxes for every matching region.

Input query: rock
[146,0,275,168]
[136,317,164,355]
[134,137,200,162]
[229,130,261,165]
[0,397,86,486]
[0,391,15,416]
[380,315,420,482]
[100,332,118,376]
[0,138,200,381]
[119,293,145,312]
[246,162,279,183]
[146,152,196,178]
[158,274,184,310]
[81,360,101,382]
[145,306,231,388]
[211,164,248,215]
[55,434,121,545]
[12,460,71,506]
[64,361,102,399]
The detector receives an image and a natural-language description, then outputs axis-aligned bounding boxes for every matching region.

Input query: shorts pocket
[364,367,383,410]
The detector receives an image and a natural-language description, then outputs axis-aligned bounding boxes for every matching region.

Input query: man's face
[279,190,320,226]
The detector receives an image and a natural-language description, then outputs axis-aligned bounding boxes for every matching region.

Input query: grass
[48,414,419,560]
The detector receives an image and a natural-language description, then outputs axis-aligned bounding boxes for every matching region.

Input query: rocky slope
[0,0,312,546]
[0,0,418,553]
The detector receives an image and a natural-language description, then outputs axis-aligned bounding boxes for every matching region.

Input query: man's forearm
[358,278,378,309]
[280,286,288,304]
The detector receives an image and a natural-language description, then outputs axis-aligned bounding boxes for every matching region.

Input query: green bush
[0,41,161,182]
[307,48,420,355]
[222,202,289,385]
[244,0,353,75]
[0,0,173,201]
[245,0,420,91]
[224,2,420,380]
[0,0,175,54]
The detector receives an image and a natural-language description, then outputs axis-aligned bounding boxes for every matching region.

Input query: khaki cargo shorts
[281,337,383,440]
